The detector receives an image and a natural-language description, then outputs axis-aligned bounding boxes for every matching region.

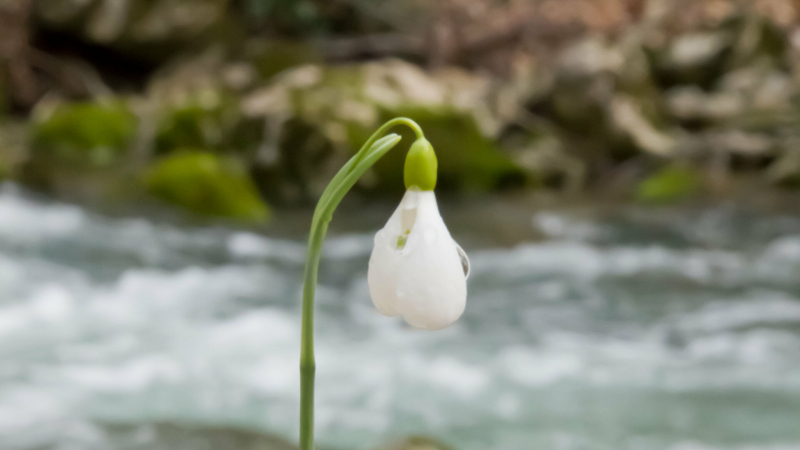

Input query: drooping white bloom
[368,187,469,330]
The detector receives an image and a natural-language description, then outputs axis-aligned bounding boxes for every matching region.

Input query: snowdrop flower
[368,138,469,330]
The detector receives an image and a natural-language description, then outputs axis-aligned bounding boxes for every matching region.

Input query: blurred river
[1,183,800,450]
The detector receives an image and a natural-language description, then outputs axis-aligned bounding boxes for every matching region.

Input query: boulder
[30,100,138,166]
[20,100,146,204]
[648,31,733,88]
[144,150,269,221]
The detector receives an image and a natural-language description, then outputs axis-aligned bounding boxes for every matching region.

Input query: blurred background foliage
[3,0,800,221]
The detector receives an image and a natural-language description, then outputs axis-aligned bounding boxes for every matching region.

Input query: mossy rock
[155,91,262,155]
[145,150,270,222]
[636,165,702,203]
[31,101,138,166]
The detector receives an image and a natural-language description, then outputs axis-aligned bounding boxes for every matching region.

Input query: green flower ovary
[403,138,437,191]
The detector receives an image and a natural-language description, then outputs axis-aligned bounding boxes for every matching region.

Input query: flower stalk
[299,117,425,450]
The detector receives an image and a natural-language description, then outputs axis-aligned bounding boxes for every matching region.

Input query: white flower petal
[367,188,416,317]
[367,188,467,330]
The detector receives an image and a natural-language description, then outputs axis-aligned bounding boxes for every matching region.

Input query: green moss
[31,101,138,166]
[156,103,218,152]
[145,150,270,221]
[155,92,261,154]
[636,165,702,203]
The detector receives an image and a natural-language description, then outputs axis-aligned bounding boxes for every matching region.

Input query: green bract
[404,138,437,191]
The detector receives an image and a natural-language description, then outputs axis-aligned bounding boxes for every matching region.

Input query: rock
[666,86,745,122]
[558,37,625,77]
[717,62,797,126]
[636,165,703,203]
[144,150,270,221]
[666,58,797,125]
[154,90,261,155]
[610,95,677,156]
[647,12,792,90]
[725,14,789,67]
[719,62,793,107]
[649,31,733,88]
[533,33,683,167]
[705,129,775,156]
[668,32,731,68]
[148,47,232,98]
[31,100,138,166]
[239,0,397,37]
[500,122,584,191]
[547,73,613,133]
[767,142,800,187]
[148,47,264,98]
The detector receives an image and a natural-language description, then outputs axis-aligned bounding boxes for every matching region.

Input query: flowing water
[0,183,799,450]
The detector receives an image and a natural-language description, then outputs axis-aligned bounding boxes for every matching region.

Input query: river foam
[0,184,798,450]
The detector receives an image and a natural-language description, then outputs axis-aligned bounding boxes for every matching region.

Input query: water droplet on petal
[456,244,470,279]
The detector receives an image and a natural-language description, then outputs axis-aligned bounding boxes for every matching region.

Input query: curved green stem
[299,118,424,450]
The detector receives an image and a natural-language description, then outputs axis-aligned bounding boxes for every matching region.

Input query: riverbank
[3,1,800,221]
